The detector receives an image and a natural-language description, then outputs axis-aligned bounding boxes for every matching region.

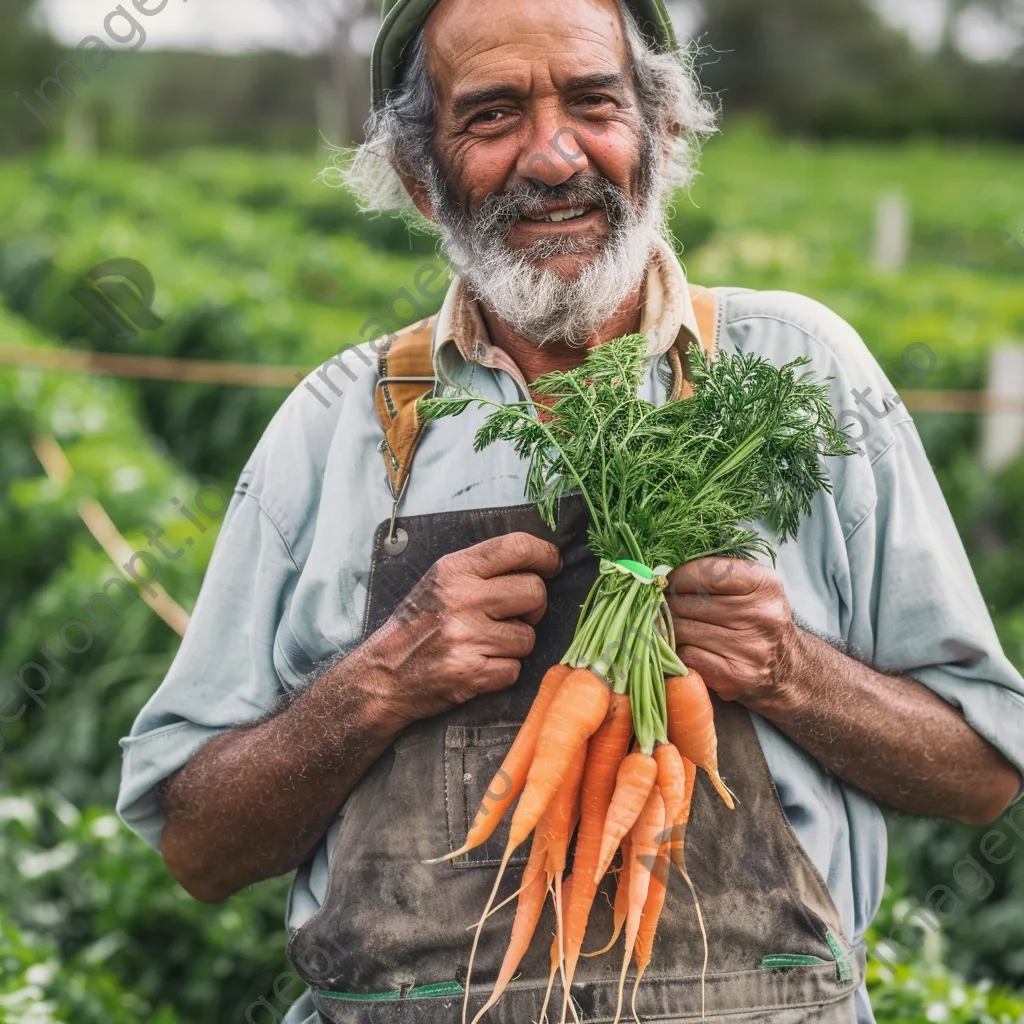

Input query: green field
[1,126,1023,1023]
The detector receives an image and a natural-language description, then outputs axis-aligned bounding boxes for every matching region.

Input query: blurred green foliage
[0,127,1023,1021]
[0,794,290,1023]
[0,0,63,154]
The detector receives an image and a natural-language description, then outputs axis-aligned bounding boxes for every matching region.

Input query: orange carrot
[631,831,670,1007]
[469,836,550,1024]
[652,743,687,836]
[668,755,697,865]
[475,822,556,926]
[593,752,658,883]
[560,692,633,996]
[508,668,611,850]
[556,874,574,960]
[431,664,571,864]
[665,671,734,809]
[463,668,610,1024]
[614,785,665,1023]
[540,742,588,876]
[581,837,630,958]
[665,756,708,1021]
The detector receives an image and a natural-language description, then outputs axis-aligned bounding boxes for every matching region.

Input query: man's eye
[578,95,612,108]
[472,110,508,126]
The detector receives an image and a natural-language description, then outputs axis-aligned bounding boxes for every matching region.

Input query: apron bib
[286,497,863,1023]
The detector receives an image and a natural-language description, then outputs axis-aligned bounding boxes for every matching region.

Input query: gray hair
[326,1,718,221]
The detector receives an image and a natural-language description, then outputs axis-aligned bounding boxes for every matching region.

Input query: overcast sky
[38,0,1021,62]
[39,0,314,52]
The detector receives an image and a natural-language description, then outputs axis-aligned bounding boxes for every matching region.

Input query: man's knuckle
[451,656,485,686]
[431,555,457,583]
[444,619,475,646]
[501,661,522,686]
[705,557,734,583]
[517,626,537,654]
[450,686,474,706]
[505,532,536,562]
[523,575,547,606]
[485,660,520,690]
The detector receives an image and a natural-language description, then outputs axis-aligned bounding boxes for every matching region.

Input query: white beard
[428,155,671,349]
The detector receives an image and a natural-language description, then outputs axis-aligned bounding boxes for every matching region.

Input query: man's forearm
[160,652,405,903]
[747,627,1021,826]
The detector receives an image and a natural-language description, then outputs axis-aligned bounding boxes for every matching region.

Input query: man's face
[424,0,649,282]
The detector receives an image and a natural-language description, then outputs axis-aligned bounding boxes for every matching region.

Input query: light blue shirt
[117,255,1024,1024]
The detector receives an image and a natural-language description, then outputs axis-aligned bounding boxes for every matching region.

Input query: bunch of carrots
[421,335,853,1023]
[433,660,726,1024]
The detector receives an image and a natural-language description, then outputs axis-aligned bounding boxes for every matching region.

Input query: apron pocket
[444,724,531,869]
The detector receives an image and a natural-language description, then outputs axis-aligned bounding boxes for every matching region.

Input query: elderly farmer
[117,0,1024,1021]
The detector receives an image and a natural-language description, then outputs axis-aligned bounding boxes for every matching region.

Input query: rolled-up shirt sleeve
[841,416,1024,783]
[115,485,300,851]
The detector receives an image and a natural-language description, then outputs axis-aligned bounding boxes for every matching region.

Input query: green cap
[370,0,679,112]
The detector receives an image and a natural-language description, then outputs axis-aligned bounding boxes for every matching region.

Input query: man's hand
[362,532,562,726]
[666,556,1020,826]
[666,557,797,704]
[160,531,560,902]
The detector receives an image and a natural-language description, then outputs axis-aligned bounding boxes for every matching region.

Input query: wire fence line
[0,344,308,388]
[3,343,1024,413]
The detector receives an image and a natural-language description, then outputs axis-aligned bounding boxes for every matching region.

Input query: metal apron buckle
[383,477,410,556]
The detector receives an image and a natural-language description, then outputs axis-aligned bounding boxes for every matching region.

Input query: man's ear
[660,120,682,168]
[397,167,437,224]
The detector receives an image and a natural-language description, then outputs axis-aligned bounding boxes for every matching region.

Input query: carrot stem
[562,561,683,747]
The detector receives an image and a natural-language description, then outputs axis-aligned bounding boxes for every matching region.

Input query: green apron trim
[316,981,465,1002]
[409,983,465,998]
[759,931,851,983]
[759,953,829,970]
[825,929,853,983]
[316,991,399,1003]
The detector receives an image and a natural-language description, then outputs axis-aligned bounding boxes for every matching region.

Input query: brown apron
[286,495,863,1023]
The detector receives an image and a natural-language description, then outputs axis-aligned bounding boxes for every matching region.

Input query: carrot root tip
[709,771,736,810]
[631,972,643,1024]
[461,844,516,1024]
[422,846,467,866]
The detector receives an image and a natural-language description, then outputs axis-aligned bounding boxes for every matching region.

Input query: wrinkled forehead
[424,0,632,113]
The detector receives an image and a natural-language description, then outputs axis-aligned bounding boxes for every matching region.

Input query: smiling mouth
[521,205,595,224]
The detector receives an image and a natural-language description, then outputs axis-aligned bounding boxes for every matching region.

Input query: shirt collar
[432,237,702,391]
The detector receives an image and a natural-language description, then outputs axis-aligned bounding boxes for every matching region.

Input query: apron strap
[690,283,720,354]
[374,286,720,528]
[374,317,438,542]
[668,283,720,400]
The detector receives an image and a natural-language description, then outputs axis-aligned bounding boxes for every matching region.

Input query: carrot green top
[421,332,854,571]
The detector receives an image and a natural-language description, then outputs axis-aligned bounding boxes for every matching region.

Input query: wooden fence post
[981,344,1024,473]
[873,192,910,273]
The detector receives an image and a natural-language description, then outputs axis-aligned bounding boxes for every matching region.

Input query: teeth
[526,206,589,223]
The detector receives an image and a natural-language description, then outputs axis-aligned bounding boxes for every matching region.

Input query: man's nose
[514,113,590,188]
